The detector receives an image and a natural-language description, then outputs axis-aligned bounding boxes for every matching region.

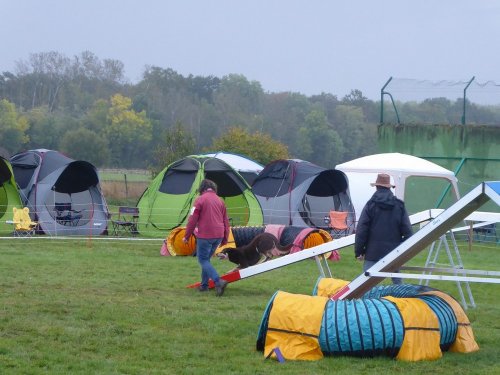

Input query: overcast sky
[2,1,500,100]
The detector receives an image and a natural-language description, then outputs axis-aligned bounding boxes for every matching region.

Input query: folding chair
[54,202,83,226]
[324,210,349,239]
[12,207,38,237]
[111,207,139,236]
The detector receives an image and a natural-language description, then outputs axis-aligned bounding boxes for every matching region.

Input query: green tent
[0,156,22,235]
[137,155,263,237]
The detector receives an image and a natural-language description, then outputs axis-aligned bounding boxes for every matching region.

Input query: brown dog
[217,232,293,269]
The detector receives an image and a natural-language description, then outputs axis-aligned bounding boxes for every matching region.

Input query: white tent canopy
[335,153,460,221]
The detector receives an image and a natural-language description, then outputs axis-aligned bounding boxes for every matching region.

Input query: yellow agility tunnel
[257,280,479,362]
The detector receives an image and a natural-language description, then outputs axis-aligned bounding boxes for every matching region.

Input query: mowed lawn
[0,238,499,375]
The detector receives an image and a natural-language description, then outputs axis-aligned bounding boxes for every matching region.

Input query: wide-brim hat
[370,173,395,188]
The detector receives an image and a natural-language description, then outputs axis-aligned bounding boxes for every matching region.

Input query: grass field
[0,238,499,374]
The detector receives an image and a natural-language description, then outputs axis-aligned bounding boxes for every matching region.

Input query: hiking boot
[215,279,228,297]
[198,286,209,292]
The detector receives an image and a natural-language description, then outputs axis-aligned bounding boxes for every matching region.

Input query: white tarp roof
[203,152,263,173]
[336,153,457,180]
[335,153,460,221]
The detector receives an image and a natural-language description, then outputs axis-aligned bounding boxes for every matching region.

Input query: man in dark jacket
[354,173,413,284]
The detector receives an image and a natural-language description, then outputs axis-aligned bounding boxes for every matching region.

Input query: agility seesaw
[188,181,500,293]
[186,210,439,289]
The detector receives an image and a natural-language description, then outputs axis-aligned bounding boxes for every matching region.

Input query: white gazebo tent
[335,153,481,308]
[335,152,460,221]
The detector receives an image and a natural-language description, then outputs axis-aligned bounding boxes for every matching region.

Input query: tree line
[1,51,498,173]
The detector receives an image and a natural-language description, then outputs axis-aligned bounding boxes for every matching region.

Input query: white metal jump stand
[402,231,475,309]
[332,181,500,306]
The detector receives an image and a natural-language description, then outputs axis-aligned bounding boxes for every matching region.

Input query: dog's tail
[272,242,293,256]
[217,252,229,260]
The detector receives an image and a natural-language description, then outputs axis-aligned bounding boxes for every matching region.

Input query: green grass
[0,238,499,374]
[98,169,151,183]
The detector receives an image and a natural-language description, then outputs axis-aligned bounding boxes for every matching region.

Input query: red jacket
[184,189,230,243]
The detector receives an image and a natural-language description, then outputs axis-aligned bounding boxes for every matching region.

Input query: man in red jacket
[183,179,230,296]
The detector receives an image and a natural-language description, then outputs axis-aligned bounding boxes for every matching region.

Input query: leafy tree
[151,121,195,174]
[14,51,71,111]
[260,92,312,158]
[135,67,188,123]
[104,94,153,168]
[342,89,368,106]
[60,128,110,166]
[310,92,340,121]
[333,105,375,162]
[0,99,29,154]
[6,51,126,114]
[81,99,108,133]
[186,74,220,104]
[80,99,110,133]
[396,99,449,125]
[5,49,500,173]
[207,127,289,165]
[25,107,78,150]
[342,89,379,123]
[297,109,344,167]
[214,74,264,128]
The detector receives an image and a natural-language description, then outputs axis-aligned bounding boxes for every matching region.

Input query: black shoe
[215,279,228,297]
[198,286,209,292]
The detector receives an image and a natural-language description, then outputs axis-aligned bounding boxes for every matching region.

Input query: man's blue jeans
[196,238,222,288]
[363,260,402,285]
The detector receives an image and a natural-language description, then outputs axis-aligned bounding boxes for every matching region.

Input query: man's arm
[221,206,230,245]
[183,201,201,242]
[354,206,370,258]
[400,206,413,240]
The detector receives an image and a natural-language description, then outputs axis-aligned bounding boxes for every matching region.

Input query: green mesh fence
[379,124,500,213]
[380,77,500,125]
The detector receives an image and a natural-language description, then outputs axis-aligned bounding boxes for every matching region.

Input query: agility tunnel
[257,279,479,362]
[162,224,334,257]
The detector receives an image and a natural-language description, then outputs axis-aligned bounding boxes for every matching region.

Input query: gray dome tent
[10,149,109,236]
[251,159,355,230]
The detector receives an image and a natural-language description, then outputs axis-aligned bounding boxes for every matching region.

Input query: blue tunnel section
[320,298,403,357]
[416,294,458,351]
[256,291,277,352]
[362,283,432,299]
[360,284,458,351]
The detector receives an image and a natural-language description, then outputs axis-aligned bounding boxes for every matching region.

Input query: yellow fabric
[166,227,196,256]
[315,278,350,298]
[420,291,479,353]
[264,291,328,361]
[384,296,442,361]
[302,229,332,249]
[166,227,235,256]
[302,229,334,258]
[12,207,37,232]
